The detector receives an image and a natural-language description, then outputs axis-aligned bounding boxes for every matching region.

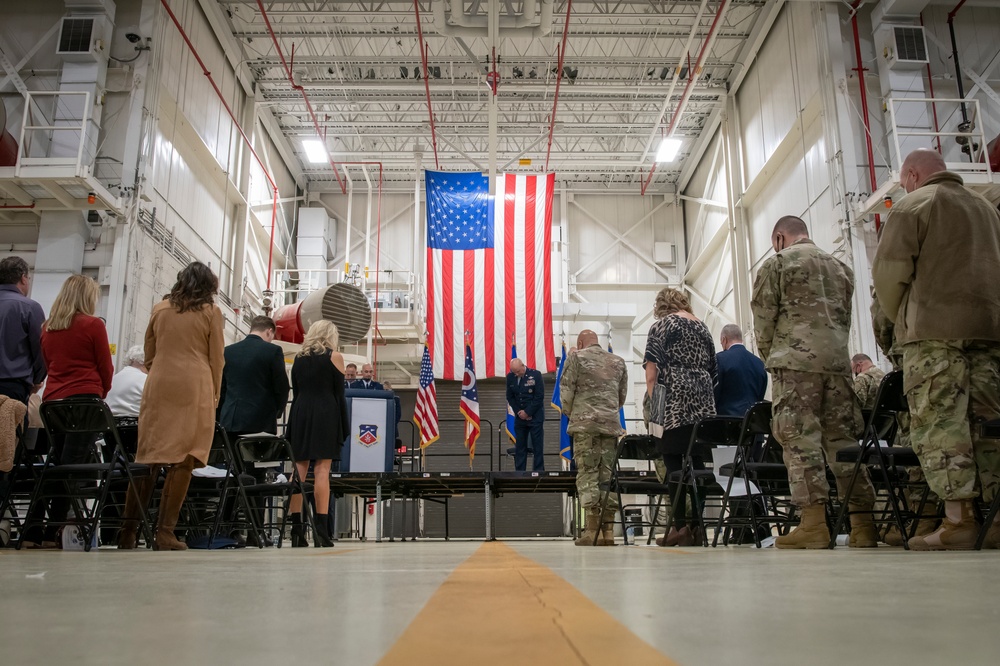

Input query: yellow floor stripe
[377,541,679,666]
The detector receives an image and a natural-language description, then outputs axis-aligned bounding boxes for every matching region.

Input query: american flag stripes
[459,339,481,462]
[413,344,439,449]
[425,170,556,380]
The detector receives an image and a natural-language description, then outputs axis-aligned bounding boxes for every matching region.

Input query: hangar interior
[2,1,1000,664]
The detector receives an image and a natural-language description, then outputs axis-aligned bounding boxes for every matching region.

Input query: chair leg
[828,438,872,549]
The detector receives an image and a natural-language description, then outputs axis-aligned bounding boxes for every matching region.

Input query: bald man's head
[771,216,809,253]
[510,358,526,377]
[901,149,947,193]
[576,329,599,349]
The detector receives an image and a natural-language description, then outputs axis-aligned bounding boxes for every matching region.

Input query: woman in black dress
[644,287,717,547]
[286,320,349,547]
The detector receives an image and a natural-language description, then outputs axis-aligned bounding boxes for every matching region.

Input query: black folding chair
[18,397,151,551]
[828,371,926,549]
[595,434,672,545]
[663,416,744,547]
[234,434,312,548]
[713,401,794,547]
[975,419,1000,550]
[176,425,262,548]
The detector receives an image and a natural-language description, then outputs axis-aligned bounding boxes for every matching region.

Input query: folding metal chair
[713,401,795,547]
[234,434,312,547]
[975,419,1000,550]
[18,397,151,551]
[177,425,262,548]
[663,416,744,547]
[828,371,926,549]
[595,434,672,545]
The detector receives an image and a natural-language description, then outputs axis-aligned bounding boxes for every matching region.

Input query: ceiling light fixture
[655,138,682,163]
[302,139,328,164]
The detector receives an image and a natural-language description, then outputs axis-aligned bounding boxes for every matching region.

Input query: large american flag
[425,171,556,380]
[459,340,480,462]
[413,344,439,449]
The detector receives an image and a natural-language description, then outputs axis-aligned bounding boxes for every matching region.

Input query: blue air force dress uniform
[506,368,546,471]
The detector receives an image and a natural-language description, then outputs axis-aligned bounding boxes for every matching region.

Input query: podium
[341,389,396,472]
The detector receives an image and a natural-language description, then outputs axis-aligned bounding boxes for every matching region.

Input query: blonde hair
[45,274,99,331]
[297,320,340,357]
[653,287,692,319]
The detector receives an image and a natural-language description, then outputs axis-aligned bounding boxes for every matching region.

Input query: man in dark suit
[349,363,384,391]
[506,358,545,471]
[218,316,290,436]
[714,324,767,417]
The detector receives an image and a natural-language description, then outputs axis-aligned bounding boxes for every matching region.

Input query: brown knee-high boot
[118,467,159,549]
[153,457,195,551]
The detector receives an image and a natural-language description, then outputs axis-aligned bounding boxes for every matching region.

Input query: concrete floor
[2,541,999,665]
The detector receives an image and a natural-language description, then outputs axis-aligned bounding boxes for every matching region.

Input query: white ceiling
[216,0,780,192]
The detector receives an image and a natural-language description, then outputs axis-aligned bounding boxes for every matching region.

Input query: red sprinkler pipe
[545,0,573,172]
[255,0,348,196]
[849,0,881,231]
[920,13,942,154]
[0,202,35,209]
[641,0,728,195]
[414,0,440,169]
[159,0,282,291]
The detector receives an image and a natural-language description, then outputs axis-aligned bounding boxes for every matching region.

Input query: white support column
[32,212,90,315]
[413,152,423,329]
[721,95,752,333]
[229,96,257,308]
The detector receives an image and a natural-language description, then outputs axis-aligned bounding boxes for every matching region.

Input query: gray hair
[721,324,743,342]
[123,345,145,366]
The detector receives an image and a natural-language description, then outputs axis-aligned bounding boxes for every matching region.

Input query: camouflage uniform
[853,365,885,411]
[751,238,875,508]
[872,172,1000,504]
[561,344,628,511]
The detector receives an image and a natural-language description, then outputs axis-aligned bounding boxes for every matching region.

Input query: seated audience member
[344,363,358,386]
[714,324,767,417]
[105,345,148,417]
[851,353,885,412]
[349,363,384,391]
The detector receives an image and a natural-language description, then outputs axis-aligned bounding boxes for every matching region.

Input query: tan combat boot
[908,500,979,551]
[596,510,616,546]
[884,515,939,546]
[981,515,1000,550]
[848,504,878,548]
[776,505,830,550]
[574,511,601,546]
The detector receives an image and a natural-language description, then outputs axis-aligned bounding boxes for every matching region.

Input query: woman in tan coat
[118,262,225,550]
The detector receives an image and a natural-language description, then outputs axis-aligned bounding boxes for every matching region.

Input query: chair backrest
[688,416,744,460]
[741,401,773,438]
[616,434,661,462]
[236,435,292,464]
[867,370,906,442]
[39,397,115,436]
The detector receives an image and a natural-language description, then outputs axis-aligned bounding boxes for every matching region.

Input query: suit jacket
[348,379,384,391]
[218,334,290,434]
[714,344,767,417]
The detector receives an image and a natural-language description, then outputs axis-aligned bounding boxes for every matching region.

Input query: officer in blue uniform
[506,358,545,471]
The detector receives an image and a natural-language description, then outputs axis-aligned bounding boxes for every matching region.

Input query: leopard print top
[644,314,717,432]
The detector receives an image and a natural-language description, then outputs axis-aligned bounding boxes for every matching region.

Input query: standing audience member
[0,256,46,405]
[27,275,113,548]
[285,320,349,548]
[218,316,290,437]
[873,148,1000,550]
[752,216,877,549]
[349,363,383,390]
[506,358,546,471]
[851,353,885,412]
[119,262,225,551]
[105,345,148,417]
[645,287,717,547]
[561,330,628,546]
[714,324,767,417]
[344,363,358,386]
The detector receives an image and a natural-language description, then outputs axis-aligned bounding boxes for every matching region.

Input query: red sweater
[41,314,114,401]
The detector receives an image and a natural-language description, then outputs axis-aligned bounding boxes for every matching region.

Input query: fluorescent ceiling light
[655,138,682,163]
[302,139,328,164]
